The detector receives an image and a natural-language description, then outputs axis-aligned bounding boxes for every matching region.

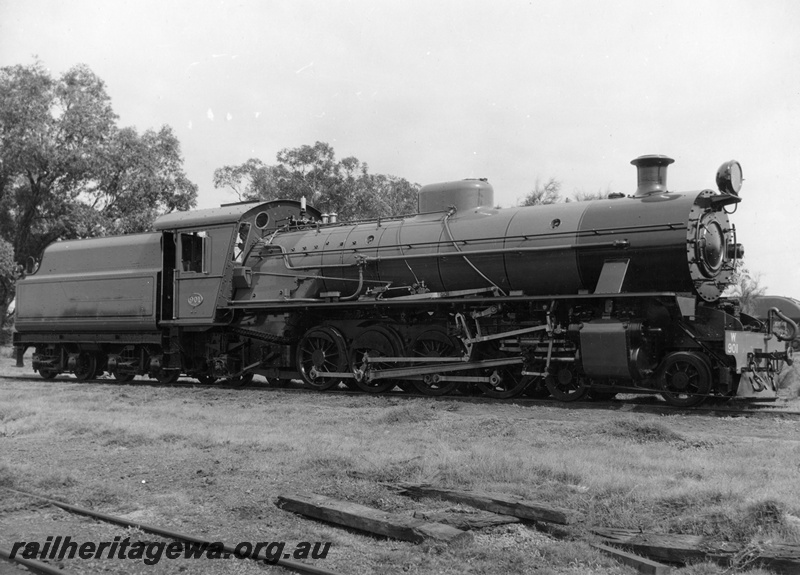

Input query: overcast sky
[1,0,798,296]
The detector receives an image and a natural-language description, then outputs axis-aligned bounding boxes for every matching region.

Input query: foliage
[569,189,611,202]
[85,125,198,234]
[519,177,562,206]
[519,178,611,206]
[723,260,767,314]
[213,141,419,220]
[0,61,197,328]
[0,239,17,341]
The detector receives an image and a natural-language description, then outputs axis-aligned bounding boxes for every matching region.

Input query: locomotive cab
[154,199,319,325]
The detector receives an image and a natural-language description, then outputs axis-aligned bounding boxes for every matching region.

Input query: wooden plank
[275,493,473,544]
[593,527,800,574]
[412,509,521,530]
[593,528,710,564]
[591,543,672,575]
[397,482,584,525]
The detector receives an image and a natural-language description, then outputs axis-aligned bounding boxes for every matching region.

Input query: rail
[1,487,343,575]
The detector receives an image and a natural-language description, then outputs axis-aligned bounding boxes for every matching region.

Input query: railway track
[3,373,799,421]
[0,487,342,575]
[0,545,72,575]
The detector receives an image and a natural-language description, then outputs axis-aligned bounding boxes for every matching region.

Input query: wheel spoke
[297,327,347,391]
[659,352,711,407]
[545,366,588,402]
[411,328,460,396]
[73,353,98,381]
[350,326,404,393]
[478,369,531,399]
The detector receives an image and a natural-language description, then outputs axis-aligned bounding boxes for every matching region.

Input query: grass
[2,347,800,574]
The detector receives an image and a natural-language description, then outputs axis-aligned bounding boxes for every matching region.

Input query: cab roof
[154,201,263,230]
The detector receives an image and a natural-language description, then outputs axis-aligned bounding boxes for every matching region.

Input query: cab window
[181,232,205,272]
[233,222,251,264]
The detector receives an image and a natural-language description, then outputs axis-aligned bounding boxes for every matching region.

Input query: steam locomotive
[12,155,796,406]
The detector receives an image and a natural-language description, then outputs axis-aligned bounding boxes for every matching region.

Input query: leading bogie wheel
[658,351,711,407]
[545,365,588,402]
[297,326,348,391]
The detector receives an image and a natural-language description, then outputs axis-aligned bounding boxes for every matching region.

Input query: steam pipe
[442,208,506,296]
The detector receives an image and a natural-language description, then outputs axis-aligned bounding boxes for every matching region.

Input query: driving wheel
[349,325,404,393]
[411,328,461,396]
[297,326,348,391]
[478,368,532,399]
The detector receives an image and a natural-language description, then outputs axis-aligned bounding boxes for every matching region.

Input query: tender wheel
[297,326,348,391]
[658,351,711,407]
[478,368,532,399]
[112,371,136,383]
[38,369,58,380]
[545,365,588,402]
[349,325,404,394]
[73,353,98,381]
[411,328,461,396]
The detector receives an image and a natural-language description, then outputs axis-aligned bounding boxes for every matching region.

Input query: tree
[0,61,197,328]
[213,158,281,202]
[213,142,418,220]
[569,189,611,202]
[519,179,619,207]
[1,62,116,263]
[85,125,197,234]
[0,238,17,341]
[724,261,767,314]
[519,177,562,206]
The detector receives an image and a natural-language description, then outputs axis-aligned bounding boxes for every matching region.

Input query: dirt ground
[2,346,799,575]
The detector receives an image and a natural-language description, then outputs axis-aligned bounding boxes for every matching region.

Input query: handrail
[768,307,799,342]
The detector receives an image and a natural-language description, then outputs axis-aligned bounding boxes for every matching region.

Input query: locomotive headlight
[716,160,743,195]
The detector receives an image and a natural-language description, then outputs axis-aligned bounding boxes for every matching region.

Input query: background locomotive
[13,155,796,406]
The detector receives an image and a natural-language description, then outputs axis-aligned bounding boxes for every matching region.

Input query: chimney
[631,155,674,197]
